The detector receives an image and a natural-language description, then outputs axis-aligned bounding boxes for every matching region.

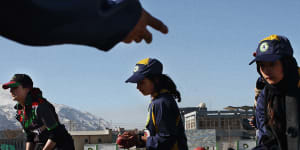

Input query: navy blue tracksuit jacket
[146,93,188,150]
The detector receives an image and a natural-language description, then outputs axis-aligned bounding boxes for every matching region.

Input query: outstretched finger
[134,36,143,43]
[144,10,168,34]
[142,29,152,44]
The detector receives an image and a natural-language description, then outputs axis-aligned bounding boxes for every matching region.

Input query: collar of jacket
[151,89,169,100]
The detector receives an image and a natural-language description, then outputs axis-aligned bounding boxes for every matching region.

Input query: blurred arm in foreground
[0,0,168,51]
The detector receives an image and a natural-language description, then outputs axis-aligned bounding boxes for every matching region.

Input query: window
[215,120,219,128]
[185,115,196,130]
[190,119,195,129]
[84,139,89,143]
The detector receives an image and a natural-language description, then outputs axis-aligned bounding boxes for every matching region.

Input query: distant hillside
[0,89,111,131]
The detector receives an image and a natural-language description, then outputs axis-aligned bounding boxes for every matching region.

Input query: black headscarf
[257,56,300,149]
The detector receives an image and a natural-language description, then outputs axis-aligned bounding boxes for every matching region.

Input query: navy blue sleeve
[146,100,178,150]
[256,88,267,143]
[0,0,142,51]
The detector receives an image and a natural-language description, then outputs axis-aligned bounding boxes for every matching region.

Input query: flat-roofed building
[182,104,254,130]
[182,104,256,150]
[69,130,113,150]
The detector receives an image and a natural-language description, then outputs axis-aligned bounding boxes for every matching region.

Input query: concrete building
[181,104,256,150]
[69,130,113,150]
[181,103,254,130]
[184,110,254,130]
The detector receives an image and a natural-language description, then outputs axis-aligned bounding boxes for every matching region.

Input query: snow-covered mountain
[0,89,111,131]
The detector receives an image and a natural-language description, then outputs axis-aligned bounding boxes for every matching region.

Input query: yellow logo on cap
[137,58,150,65]
[260,34,280,42]
[133,65,139,72]
[260,42,269,52]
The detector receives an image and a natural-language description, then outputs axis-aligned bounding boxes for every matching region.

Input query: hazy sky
[1,0,300,129]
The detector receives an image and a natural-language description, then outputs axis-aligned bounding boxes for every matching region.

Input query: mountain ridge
[0,89,111,131]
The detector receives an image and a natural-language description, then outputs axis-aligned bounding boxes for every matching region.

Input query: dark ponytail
[30,87,50,103]
[147,74,181,102]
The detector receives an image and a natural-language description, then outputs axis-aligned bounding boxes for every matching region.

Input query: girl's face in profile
[137,78,155,96]
[258,60,284,85]
[10,85,29,103]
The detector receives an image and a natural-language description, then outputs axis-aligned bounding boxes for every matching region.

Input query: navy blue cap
[125,58,163,83]
[249,35,293,65]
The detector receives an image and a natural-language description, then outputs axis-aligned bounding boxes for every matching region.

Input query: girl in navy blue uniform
[124,58,188,150]
[249,35,300,150]
[2,74,74,150]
